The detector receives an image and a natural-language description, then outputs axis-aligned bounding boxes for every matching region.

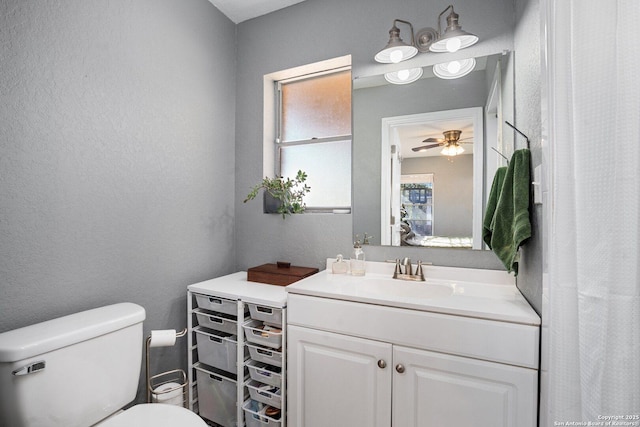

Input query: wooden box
[247,262,319,286]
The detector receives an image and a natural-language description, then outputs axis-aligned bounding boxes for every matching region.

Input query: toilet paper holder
[145,328,189,407]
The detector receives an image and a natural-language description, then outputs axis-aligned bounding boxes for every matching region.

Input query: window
[264,56,352,212]
[400,174,434,238]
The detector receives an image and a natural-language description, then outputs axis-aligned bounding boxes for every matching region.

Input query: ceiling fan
[411,129,473,156]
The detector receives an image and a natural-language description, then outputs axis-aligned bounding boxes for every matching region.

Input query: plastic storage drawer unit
[194,364,238,427]
[194,328,245,373]
[243,320,283,349]
[195,294,238,316]
[195,309,239,335]
[248,304,283,327]
[247,360,282,388]
[246,380,282,408]
[243,400,282,427]
[247,343,282,368]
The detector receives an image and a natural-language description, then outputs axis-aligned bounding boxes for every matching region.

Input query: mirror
[352,52,514,249]
[381,107,483,248]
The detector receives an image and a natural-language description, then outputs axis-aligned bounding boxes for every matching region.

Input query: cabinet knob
[377,359,387,369]
[395,364,405,373]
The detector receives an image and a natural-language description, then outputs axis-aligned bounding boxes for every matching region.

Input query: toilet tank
[0,303,146,427]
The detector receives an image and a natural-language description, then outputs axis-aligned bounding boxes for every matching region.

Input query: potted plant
[243,170,311,219]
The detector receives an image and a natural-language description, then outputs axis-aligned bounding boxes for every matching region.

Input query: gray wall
[0,0,237,399]
[235,0,514,271]
[402,155,474,237]
[513,0,542,314]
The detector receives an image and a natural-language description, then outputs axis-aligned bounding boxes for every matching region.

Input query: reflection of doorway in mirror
[381,107,483,249]
[399,174,434,246]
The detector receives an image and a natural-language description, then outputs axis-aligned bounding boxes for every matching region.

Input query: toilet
[0,303,207,427]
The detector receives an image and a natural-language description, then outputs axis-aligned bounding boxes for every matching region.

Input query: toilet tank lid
[0,303,146,363]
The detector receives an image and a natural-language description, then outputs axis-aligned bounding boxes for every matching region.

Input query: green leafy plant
[244,170,311,219]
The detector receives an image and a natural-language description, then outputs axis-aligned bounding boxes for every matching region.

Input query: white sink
[285,260,541,326]
[361,277,454,299]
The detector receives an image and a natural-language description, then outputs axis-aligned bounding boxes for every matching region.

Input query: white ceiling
[208,0,308,23]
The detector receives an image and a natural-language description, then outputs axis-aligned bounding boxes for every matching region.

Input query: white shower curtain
[547,0,640,422]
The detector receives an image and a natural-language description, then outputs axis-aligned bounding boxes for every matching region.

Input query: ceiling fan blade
[422,137,444,143]
[459,141,474,144]
[412,143,441,152]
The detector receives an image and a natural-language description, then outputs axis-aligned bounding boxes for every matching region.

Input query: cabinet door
[393,346,538,427]
[288,325,392,427]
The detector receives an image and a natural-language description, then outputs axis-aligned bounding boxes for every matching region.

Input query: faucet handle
[393,259,402,278]
[401,257,412,275]
[415,261,425,281]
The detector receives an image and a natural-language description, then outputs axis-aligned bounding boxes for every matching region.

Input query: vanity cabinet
[288,325,392,427]
[392,345,537,426]
[286,286,539,427]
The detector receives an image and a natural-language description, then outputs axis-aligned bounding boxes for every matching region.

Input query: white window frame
[263,55,352,213]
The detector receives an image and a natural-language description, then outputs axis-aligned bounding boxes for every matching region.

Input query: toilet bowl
[97,404,207,427]
[0,303,207,427]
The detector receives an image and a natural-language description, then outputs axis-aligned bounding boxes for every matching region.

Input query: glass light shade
[433,58,476,79]
[375,44,418,64]
[441,145,465,156]
[429,32,478,53]
[384,67,424,85]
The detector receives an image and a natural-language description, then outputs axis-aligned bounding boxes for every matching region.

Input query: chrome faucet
[401,257,413,275]
[393,258,426,281]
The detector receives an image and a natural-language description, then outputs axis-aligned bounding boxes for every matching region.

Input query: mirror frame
[380,107,484,249]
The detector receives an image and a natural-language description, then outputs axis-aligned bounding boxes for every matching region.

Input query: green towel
[489,149,532,275]
[483,166,508,248]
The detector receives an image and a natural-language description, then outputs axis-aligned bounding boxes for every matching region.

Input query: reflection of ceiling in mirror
[397,118,475,159]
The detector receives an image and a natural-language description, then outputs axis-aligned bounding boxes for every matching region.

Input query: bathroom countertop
[188,272,287,307]
[286,261,540,326]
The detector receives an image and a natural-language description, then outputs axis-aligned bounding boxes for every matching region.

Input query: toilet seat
[97,403,208,427]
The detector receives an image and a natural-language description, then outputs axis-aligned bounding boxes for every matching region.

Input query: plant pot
[263,192,284,214]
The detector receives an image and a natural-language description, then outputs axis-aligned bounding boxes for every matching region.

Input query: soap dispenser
[350,235,366,276]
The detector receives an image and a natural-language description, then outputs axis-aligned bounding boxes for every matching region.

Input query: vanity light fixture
[374,20,418,63]
[433,58,476,79]
[374,5,478,63]
[384,67,424,85]
[429,5,479,53]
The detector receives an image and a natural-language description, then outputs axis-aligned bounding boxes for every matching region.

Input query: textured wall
[0,0,236,400]
[235,0,514,271]
[513,0,543,314]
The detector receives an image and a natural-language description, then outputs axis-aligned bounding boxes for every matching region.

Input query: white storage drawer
[194,364,238,427]
[248,303,283,327]
[247,360,282,388]
[247,343,283,368]
[194,309,240,335]
[194,327,246,373]
[243,399,282,427]
[246,380,282,408]
[243,320,283,349]
[195,294,238,316]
